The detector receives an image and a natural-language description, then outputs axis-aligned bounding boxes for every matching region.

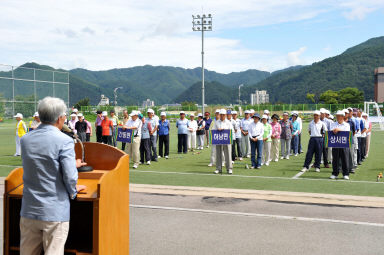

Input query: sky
[1,0,384,73]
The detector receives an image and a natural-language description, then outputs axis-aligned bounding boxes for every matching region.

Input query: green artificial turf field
[1,119,383,197]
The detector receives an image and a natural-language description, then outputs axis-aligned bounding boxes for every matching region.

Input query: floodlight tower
[192,14,212,114]
[238,84,244,105]
[114,87,123,106]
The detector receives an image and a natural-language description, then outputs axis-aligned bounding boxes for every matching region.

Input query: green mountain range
[19,35,384,106]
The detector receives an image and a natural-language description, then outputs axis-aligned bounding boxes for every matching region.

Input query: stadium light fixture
[192,13,213,114]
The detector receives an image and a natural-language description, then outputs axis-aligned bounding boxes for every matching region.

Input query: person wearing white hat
[292,111,303,154]
[329,111,351,180]
[146,109,159,161]
[208,110,224,167]
[187,113,198,151]
[14,113,27,156]
[264,109,271,124]
[319,108,331,168]
[123,110,142,168]
[213,109,234,174]
[231,110,243,161]
[240,110,252,158]
[301,111,327,173]
[176,111,189,154]
[291,113,301,156]
[261,115,272,166]
[29,112,41,131]
[158,112,170,159]
[249,113,264,169]
[196,113,206,150]
[101,111,113,145]
[359,110,368,162]
[68,113,78,135]
[74,113,87,142]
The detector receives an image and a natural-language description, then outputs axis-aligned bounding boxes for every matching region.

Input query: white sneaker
[246,155,250,158]
[343,175,350,180]
[214,170,220,174]
[165,156,169,159]
[256,166,261,169]
[250,166,255,169]
[265,162,269,166]
[286,156,289,160]
[301,167,308,172]
[329,175,336,179]
[239,157,243,161]
[295,154,298,157]
[206,145,209,148]
[274,159,278,162]
[280,156,284,160]
[232,161,235,164]
[133,164,138,169]
[208,163,213,167]
[146,161,151,165]
[261,163,264,166]
[228,169,233,174]
[222,163,225,167]
[158,156,161,158]
[315,168,320,172]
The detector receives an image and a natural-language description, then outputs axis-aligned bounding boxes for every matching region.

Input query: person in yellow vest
[14,113,27,156]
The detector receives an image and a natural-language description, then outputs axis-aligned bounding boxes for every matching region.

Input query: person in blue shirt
[158,112,170,159]
[203,112,212,148]
[291,113,301,156]
[140,115,152,165]
[176,111,189,153]
[20,97,86,255]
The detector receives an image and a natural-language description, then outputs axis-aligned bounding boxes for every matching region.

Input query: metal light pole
[114,87,123,106]
[238,84,244,105]
[192,14,212,114]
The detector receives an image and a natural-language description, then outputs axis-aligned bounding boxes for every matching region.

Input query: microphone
[73,134,94,172]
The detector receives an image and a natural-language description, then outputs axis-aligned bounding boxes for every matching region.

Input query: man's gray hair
[38,97,67,124]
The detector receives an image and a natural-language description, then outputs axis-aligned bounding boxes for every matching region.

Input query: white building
[142,99,155,108]
[98,94,110,106]
[250,90,269,105]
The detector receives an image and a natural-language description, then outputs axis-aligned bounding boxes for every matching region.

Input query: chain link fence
[0,64,69,118]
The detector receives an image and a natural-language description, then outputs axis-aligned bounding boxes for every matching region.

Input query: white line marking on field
[0,164,20,168]
[292,171,305,179]
[130,170,383,184]
[130,204,384,228]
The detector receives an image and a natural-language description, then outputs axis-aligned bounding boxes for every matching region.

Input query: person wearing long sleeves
[261,115,272,166]
[291,113,300,156]
[146,109,158,161]
[196,113,206,150]
[140,116,152,165]
[158,112,170,159]
[187,114,198,151]
[363,113,372,157]
[301,111,327,173]
[176,111,189,154]
[209,110,221,167]
[330,111,351,180]
[240,110,252,158]
[270,114,281,162]
[213,109,234,174]
[320,108,331,168]
[249,113,264,169]
[231,111,243,161]
[280,112,292,160]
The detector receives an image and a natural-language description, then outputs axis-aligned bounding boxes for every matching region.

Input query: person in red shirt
[101,111,113,145]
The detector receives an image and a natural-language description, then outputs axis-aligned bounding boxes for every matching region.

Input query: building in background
[142,98,155,108]
[98,94,110,106]
[250,90,269,105]
[374,67,384,103]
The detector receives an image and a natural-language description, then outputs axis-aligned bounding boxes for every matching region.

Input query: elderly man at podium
[20,97,86,255]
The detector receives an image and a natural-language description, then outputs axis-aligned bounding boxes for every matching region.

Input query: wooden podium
[3,142,130,255]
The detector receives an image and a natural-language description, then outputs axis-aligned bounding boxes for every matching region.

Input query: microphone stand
[73,135,94,172]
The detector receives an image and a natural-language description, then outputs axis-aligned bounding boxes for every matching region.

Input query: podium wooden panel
[3,142,130,255]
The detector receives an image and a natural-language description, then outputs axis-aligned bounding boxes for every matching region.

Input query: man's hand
[76,159,87,168]
[333,128,340,134]
[76,185,87,193]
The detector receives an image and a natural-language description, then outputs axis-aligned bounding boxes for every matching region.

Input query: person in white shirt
[68,113,77,134]
[213,109,234,174]
[196,113,205,150]
[249,113,264,169]
[359,110,367,161]
[123,111,142,169]
[187,114,198,151]
[208,110,222,167]
[301,111,327,172]
[264,109,272,123]
[231,111,243,161]
[362,113,372,157]
[329,111,351,180]
[320,108,331,168]
[240,110,252,158]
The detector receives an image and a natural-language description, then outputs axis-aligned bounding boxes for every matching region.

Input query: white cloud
[0,0,383,73]
[337,0,384,20]
[287,47,307,66]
